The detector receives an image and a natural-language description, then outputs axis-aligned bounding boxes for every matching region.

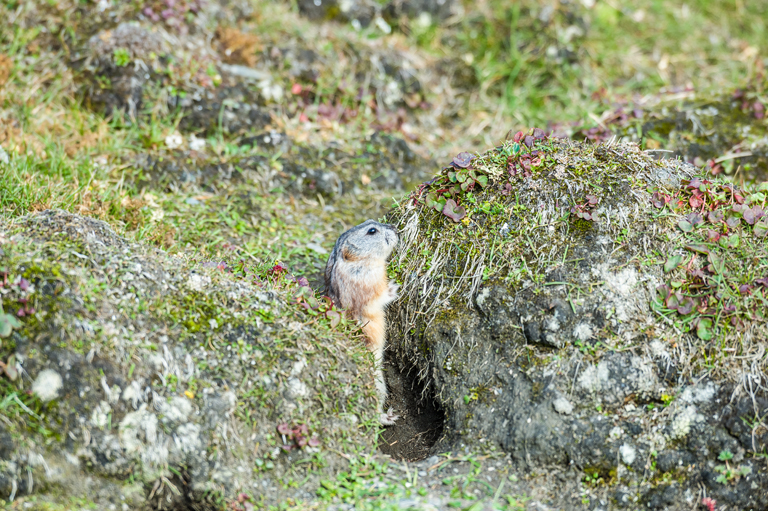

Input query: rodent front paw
[380,408,399,426]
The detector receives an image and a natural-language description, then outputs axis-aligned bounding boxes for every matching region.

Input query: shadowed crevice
[378,349,445,461]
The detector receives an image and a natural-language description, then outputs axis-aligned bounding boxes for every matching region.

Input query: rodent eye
[367,227,377,235]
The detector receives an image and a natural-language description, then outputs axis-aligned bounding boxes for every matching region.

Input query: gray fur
[324,219,398,305]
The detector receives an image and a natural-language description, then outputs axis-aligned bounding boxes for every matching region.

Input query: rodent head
[324,220,398,298]
[335,219,398,261]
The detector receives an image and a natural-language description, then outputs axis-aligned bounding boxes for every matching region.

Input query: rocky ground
[1,0,767,510]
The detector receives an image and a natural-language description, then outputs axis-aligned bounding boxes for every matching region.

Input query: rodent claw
[380,408,399,426]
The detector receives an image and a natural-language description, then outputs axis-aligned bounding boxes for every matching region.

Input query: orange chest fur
[337,262,388,320]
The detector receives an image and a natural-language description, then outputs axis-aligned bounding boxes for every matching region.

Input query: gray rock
[552,396,573,415]
[219,63,271,81]
[32,369,63,402]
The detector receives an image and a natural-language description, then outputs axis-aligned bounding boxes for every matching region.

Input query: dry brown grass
[1,105,110,159]
[216,27,261,67]
[63,123,109,157]
[0,54,11,87]
[0,123,47,159]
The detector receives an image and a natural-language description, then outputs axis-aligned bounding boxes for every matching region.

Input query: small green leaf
[113,47,131,67]
[754,219,768,238]
[718,450,734,461]
[427,193,446,212]
[677,219,693,232]
[306,295,320,310]
[442,199,467,222]
[666,292,682,310]
[476,175,488,187]
[719,234,740,249]
[684,244,710,255]
[726,215,741,229]
[696,318,714,340]
[664,255,683,273]
[293,286,312,302]
[0,312,22,338]
[677,297,695,315]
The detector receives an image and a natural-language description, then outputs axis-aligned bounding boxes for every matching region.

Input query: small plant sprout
[571,194,600,221]
[113,47,131,67]
[276,422,321,451]
[714,450,752,484]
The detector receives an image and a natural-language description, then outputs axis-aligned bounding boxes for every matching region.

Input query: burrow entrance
[378,350,445,461]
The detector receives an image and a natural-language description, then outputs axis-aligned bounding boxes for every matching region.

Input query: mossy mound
[579,90,768,183]
[0,210,379,510]
[383,134,768,508]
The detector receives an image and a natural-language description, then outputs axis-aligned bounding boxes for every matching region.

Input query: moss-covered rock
[0,210,380,510]
[578,91,768,183]
[384,135,768,509]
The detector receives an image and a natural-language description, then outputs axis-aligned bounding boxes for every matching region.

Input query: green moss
[582,465,617,487]
[389,136,666,308]
[569,218,595,235]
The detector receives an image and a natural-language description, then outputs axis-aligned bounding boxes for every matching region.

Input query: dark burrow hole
[378,350,445,461]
